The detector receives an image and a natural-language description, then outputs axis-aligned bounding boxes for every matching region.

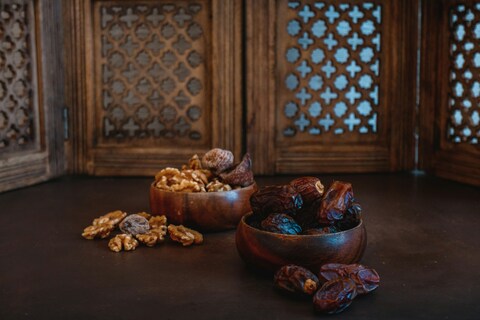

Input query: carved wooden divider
[0,0,64,192]
[421,1,480,186]
[247,0,418,174]
[64,0,242,175]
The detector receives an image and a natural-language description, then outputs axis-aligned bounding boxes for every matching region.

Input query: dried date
[289,177,324,207]
[274,265,320,296]
[320,263,380,295]
[317,181,354,224]
[313,278,357,314]
[250,185,303,218]
[261,213,302,235]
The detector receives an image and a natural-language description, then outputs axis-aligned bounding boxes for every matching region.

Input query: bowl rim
[150,181,257,196]
[239,212,364,238]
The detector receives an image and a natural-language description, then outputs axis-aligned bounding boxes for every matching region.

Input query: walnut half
[108,234,139,252]
[82,223,114,240]
[168,224,203,246]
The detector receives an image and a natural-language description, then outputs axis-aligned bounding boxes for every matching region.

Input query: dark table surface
[0,173,479,319]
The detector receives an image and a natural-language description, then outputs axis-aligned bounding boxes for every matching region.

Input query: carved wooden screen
[421,1,480,186]
[65,0,241,175]
[0,0,64,192]
[247,0,417,174]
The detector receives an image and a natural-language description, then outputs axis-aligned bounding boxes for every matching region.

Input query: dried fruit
[302,226,338,235]
[319,263,380,295]
[92,210,127,227]
[201,148,234,174]
[313,278,357,314]
[168,224,203,246]
[250,185,303,218]
[261,213,302,235]
[336,200,362,231]
[318,181,354,224]
[274,265,320,296]
[219,153,255,187]
[289,177,324,207]
[82,223,114,239]
[119,214,150,235]
[108,234,139,252]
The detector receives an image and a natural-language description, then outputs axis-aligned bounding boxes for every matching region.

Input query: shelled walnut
[136,227,166,247]
[149,215,167,229]
[206,179,232,192]
[136,212,152,220]
[168,224,203,246]
[92,210,127,227]
[108,234,139,252]
[82,223,114,240]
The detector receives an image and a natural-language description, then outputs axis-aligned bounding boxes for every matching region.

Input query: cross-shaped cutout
[344,113,361,131]
[318,113,334,131]
[299,5,315,23]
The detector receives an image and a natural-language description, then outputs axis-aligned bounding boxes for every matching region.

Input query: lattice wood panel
[277,1,381,141]
[448,4,480,145]
[94,1,209,146]
[0,1,38,153]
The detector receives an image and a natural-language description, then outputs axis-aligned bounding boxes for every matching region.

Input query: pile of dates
[274,263,380,314]
[248,177,362,234]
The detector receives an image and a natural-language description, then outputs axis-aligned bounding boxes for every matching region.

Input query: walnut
[168,224,203,246]
[182,169,210,186]
[136,212,152,220]
[219,153,254,187]
[92,210,127,227]
[171,179,204,192]
[201,148,234,174]
[149,215,168,229]
[206,179,232,192]
[108,234,139,252]
[82,223,114,240]
[154,167,181,183]
[188,154,203,170]
[136,227,167,247]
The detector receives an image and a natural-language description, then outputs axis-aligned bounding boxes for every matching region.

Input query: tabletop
[0,173,479,319]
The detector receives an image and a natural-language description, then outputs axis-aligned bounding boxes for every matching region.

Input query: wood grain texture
[0,0,64,193]
[420,0,480,186]
[246,0,417,174]
[63,0,242,176]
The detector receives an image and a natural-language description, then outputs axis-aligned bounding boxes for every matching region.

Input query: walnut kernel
[168,224,203,246]
[108,234,139,252]
[92,210,127,227]
[82,223,114,240]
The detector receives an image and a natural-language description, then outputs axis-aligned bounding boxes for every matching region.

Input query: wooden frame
[420,0,480,186]
[0,0,64,192]
[246,0,418,175]
[64,0,242,176]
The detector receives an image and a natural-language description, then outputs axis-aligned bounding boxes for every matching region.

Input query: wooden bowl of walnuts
[150,148,258,232]
[235,178,367,272]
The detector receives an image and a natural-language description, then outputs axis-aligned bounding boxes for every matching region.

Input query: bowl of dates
[235,178,367,272]
[150,149,258,232]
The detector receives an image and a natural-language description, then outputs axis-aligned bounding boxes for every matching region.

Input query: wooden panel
[420,1,480,186]
[0,0,64,192]
[247,0,417,174]
[64,0,242,176]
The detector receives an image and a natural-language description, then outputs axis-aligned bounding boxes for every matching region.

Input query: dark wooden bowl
[235,213,367,272]
[150,183,258,232]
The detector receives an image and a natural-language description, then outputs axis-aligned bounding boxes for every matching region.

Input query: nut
[206,179,232,192]
[219,153,254,187]
[136,227,167,247]
[136,212,152,220]
[168,224,203,246]
[154,167,181,183]
[188,154,203,170]
[92,210,127,227]
[108,234,139,252]
[119,214,150,235]
[82,223,114,240]
[149,215,168,229]
[201,148,234,174]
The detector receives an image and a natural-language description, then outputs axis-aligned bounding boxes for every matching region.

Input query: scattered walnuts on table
[82,223,115,240]
[168,224,204,246]
[108,234,139,252]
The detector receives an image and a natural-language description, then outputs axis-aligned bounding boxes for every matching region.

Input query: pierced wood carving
[0,1,37,152]
[94,1,209,144]
[448,4,480,145]
[277,1,381,141]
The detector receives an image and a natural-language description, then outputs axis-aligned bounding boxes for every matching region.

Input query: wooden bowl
[235,213,367,272]
[150,183,258,232]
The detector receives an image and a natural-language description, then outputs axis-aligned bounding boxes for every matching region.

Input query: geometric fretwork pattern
[280,1,381,137]
[448,4,480,145]
[0,2,36,151]
[96,2,208,141]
